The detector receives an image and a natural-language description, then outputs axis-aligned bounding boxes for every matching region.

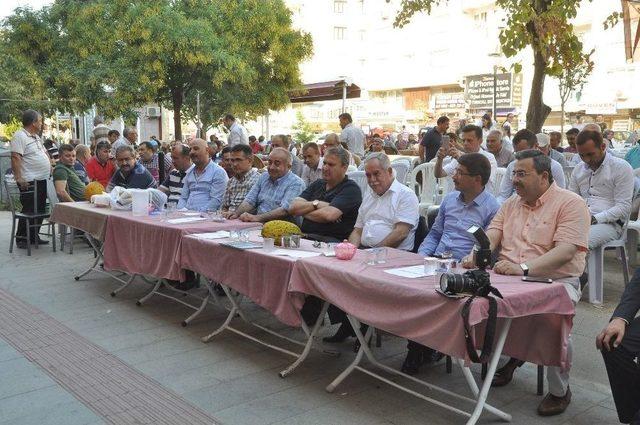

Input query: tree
[394,0,604,132]
[557,50,594,137]
[292,110,315,144]
[1,0,312,139]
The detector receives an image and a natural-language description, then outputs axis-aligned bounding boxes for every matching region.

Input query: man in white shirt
[348,152,419,251]
[223,113,249,147]
[10,109,52,249]
[301,142,323,186]
[323,152,418,344]
[434,124,498,194]
[111,127,138,157]
[339,112,366,158]
[569,129,634,249]
[536,133,568,167]
[497,129,566,203]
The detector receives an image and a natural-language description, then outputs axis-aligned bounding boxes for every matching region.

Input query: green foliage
[0,0,312,138]
[1,119,22,139]
[292,110,315,144]
[558,49,594,105]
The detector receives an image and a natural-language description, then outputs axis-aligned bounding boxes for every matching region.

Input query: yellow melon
[84,181,105,201]
[261,220,301,246]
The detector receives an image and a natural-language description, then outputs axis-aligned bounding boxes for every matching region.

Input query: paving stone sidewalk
[0,211,629,424]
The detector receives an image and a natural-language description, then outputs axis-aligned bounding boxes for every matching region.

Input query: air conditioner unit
[146,106,161,118]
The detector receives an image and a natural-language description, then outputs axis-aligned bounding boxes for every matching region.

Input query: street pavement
[0,211,628,425]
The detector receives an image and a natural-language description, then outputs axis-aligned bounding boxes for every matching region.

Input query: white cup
[263,237,275,252]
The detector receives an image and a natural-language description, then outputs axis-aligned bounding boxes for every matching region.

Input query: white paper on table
[383,265,436,279]
[193,231,230,240]
[181,212,201,216]
[271,249,322,258]
[166,217,207,224]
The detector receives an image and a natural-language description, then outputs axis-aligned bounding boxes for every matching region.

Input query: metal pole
[342,83,347,113]
[492,65,497,121]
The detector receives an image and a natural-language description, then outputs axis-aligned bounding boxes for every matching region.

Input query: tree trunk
[171,88,183,141]
[560,101,565,143]
[525,50,551,133]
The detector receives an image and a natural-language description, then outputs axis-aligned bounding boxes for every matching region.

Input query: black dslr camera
[439,225,492,296]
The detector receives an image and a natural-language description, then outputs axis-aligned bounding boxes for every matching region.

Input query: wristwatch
[520,263,529,276]
[312,200,319,210]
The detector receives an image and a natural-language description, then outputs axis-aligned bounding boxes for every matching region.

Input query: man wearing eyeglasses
[461,150,590,416]
[401,153,499,375]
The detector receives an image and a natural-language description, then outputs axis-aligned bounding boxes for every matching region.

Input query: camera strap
[460,285,503,364]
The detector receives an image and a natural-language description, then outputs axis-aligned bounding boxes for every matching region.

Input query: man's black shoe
[16,240,28,249]
[323,323,355,343]
[174,279,199,291]
[423,348,445,364]
[401,347,425,375]
[213,283,227,297]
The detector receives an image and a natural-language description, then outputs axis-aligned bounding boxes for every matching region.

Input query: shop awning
[289,80,361,103]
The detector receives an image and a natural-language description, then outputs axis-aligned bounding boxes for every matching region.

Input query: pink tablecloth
[50,202,115,241]
[102,213,258,280]
[288,249,575,369]
[178,232,320,326]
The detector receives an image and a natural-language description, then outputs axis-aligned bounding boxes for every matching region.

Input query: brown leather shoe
[491,358,524,387]
[537,387,571,416]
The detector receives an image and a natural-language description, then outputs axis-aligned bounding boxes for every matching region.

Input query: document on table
[271,249,322,258]
[167,217,207,224]
[383,265,435,279]
[193,231,230,239]
[181,212,201,217]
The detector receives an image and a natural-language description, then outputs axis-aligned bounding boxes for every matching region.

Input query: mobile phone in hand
[521,276,553,284]
[441,135,450,150]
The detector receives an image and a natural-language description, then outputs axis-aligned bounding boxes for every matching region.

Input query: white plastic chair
[391,160,411,185]
[410,162,439,215]
[346,171,369,196]
[587,223,630,304]
[494,167,507,194]
[563,152,575,162]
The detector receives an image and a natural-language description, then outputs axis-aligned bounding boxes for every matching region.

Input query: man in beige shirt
[463,149,590,416]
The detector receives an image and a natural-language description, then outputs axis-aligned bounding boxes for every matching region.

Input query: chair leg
[70,227,75,255]
[481,363,488,380]
[375,331,381,348]
[627,231,638,266]
[9,218,16,254]
[446,355,452,374]
[51,223,56,253]
[26,223,31,257]
[620,246,630,285]
[537,365,544,396]
[59,224,65,252]
[588,250,604,304]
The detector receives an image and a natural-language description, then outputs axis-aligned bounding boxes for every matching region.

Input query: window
[473,11,487,25]
[333,26,346,40]
[334,0,346,13]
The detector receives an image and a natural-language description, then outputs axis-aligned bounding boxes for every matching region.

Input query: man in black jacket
[597,268,640,424]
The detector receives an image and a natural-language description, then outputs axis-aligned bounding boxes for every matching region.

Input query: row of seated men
[48,124,638,422]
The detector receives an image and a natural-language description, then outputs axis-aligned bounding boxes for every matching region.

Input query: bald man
[176,138,228,211]
[229,147,305,222]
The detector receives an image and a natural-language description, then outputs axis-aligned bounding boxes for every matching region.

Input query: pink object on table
[177,233,322,326]
[102,213,258,280]
[288,249,575,369]
[334,241,357,260]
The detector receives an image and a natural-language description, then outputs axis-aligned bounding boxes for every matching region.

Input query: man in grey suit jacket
[597,268,640,424]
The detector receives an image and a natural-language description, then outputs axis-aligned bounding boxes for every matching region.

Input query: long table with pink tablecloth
[288,248,574,369]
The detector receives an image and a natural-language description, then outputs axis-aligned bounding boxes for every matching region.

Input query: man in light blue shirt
[229,147,305,222]
[177,139,228,212]
[405,152,499,376]
[418,153,500,260]
[497,129,565,203]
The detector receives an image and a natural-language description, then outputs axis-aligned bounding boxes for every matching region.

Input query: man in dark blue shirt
[419,116,449,163]
[289,147,362,241]
[106,145,156,192]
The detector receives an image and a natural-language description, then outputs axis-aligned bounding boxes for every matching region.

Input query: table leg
[325,315,512,424]
[279,301,330,378]
[456,318,513,424]
[136,278,163,306]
